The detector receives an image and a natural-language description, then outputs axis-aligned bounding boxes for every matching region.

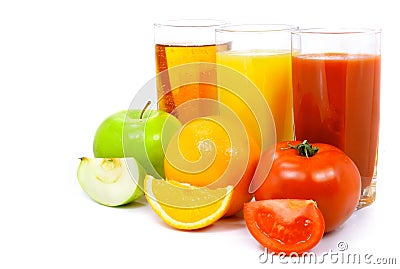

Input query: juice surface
[292,53,380,189]
[155,44,218,123]
[217,50,294,145]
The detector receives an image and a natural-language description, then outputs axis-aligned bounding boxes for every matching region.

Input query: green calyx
[286,140,319,158]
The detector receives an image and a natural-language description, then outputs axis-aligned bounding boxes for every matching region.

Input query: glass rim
[154,19,227,28]
[216,24,298,33]
[292,27,381,35]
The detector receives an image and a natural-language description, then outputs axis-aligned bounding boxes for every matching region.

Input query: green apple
[93,102,181,178]
[77,157,145,206]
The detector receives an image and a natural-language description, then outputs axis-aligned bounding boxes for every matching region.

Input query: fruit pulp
[144,175,233,230]
[216,50,294,145]
[292,53,380,190]
[155,44,220,124]
[77,157,145,206]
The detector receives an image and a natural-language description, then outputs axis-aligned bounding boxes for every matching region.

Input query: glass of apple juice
[291,28,381,209]
[154,19,227,124]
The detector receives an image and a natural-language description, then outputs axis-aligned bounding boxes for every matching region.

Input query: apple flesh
[93,108,181,178]
[77,157,145,206]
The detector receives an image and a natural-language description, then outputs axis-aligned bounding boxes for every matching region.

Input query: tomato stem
[286,140,319,158]
[140,101,152,120]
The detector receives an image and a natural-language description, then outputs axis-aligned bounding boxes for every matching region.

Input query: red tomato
[244,199,325,255]
[253,140,361,232]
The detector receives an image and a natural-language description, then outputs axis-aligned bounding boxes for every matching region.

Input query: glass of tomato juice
[154,19,227,124]
[291,28,381,209]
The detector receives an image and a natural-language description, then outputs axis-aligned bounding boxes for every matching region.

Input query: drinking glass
[291,28,381,209]
[154,19,226,124]
[216,24,297,148]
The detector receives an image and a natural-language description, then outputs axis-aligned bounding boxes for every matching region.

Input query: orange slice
[144,175,233,230]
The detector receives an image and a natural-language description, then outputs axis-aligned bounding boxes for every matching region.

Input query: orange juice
[216,50,294,145]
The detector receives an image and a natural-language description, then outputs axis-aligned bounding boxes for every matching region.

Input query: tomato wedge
[243,199,325,255]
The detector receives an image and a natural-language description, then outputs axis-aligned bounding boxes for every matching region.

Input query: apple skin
[93,109,181,178]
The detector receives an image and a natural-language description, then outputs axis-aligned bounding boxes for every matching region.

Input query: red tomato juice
[292,53,380,189]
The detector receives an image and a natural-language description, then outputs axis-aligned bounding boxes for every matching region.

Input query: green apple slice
[77,157,145,206]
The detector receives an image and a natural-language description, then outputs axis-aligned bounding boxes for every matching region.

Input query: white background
[1,0,399,268]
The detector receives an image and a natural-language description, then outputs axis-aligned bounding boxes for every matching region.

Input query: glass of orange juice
[291,28,381,209]
[154,19,227,124]
[216,24,297,148]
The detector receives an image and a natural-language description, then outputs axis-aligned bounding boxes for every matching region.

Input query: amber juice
[155,43,219,123]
